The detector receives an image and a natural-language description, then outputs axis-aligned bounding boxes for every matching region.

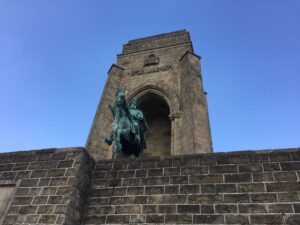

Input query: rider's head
[116,89,125,105]
[129,99,138,109]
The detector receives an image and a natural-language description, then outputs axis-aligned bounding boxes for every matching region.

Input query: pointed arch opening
[128,83,182,157]
[136,92,171,157]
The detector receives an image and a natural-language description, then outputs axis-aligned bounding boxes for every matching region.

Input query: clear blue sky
[0,0,299,153]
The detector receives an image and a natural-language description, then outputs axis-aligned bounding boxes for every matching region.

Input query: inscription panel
[131,65,173,76]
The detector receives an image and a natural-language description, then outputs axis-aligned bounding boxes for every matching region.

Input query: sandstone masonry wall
[0,148,94,225]
[83,148,300,225]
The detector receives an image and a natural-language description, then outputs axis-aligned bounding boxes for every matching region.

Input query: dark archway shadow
[137,92,171,157]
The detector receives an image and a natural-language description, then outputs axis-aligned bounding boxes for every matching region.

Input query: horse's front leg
[115,129,123,152]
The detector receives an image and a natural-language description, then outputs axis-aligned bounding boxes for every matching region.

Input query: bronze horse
[105,90,148,159]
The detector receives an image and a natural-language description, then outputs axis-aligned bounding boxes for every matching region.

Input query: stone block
[181,166,208,175]
[165,214,192,224]
[28,161,57,170]
[281,162,300,171]
[263,162,281,171]
[278,192,299,202]
[3,215,17,224]
[188,194,222,204]
[142,205,157,214]
[15,171,31,180]
[115,205,141,214]
[238,183,265,192]
[47,169,66,177]
[127,162,141,169]
[216,154,248,164]
[177,204,200,213]
[38,178,51,186]
[190,175,223,184]
[209,165,237,174]
[157,205,176,213]
[0,164,14,172]
[15,188,29,196]
[51,153,67,160]
[215,204,237,213]
[268,203,293,213]
[56,186,73,195]
[250,214,283,224]
[12,163,28,171]
[225,214,250,224]
[225,174,252,183]
[273,171,298,181]
[238,204,267,213]
[180,184,199,194]
[38,215,57,224]
[32,196,48,204]
[251,193,277,203]
[284,214,300,225]
[19,178,38,187]
[127,186,144,195]
[50,177,68,186]
[12,197,33,205]
[118,170,135,178]
[164,185,179,194]
[148,168,163,177]
[97,206,114,214]
[37,205,55,214]
[266,181,300,192]
[140,176,169,186]
[37,153,51,161]
[224,194,250,203]
[248,152,269,163]
[294,203,300,213]
[28,187,41,196]
[47,196,63,204]
[216,184,237,193]
[57,160,73,168]
[170,175,188,184]
[146,214,164,223]
[18,205,37,214]
[201,184,215,193]
[108,178,122,187]
[135,169,147,177]
[148,194,187,204]
[193,215,225,224]
[84,215,106,224]
[130,214,145,223]
[141,160,156,169]
[145,186,164,195]
[24,215,39,223]
[252,172,274,182]
[239,163,263,172]
[269,152,291,162]
[156,159,172,168]
[109,196,147,205]
[201,204,214,214]
[122,178,139,187]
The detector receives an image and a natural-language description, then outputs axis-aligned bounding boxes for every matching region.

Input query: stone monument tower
[86,30,212,160]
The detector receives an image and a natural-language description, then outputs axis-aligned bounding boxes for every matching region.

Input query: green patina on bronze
[105,90,148,159]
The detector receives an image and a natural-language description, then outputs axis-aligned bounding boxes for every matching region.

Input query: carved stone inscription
[131,65,173,76]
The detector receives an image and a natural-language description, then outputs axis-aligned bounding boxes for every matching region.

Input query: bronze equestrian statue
[105,90,148,159]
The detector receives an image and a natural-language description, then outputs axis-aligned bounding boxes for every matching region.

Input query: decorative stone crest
[144,54,159,67]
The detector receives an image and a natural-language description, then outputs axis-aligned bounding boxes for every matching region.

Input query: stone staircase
[83,149,300,224]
